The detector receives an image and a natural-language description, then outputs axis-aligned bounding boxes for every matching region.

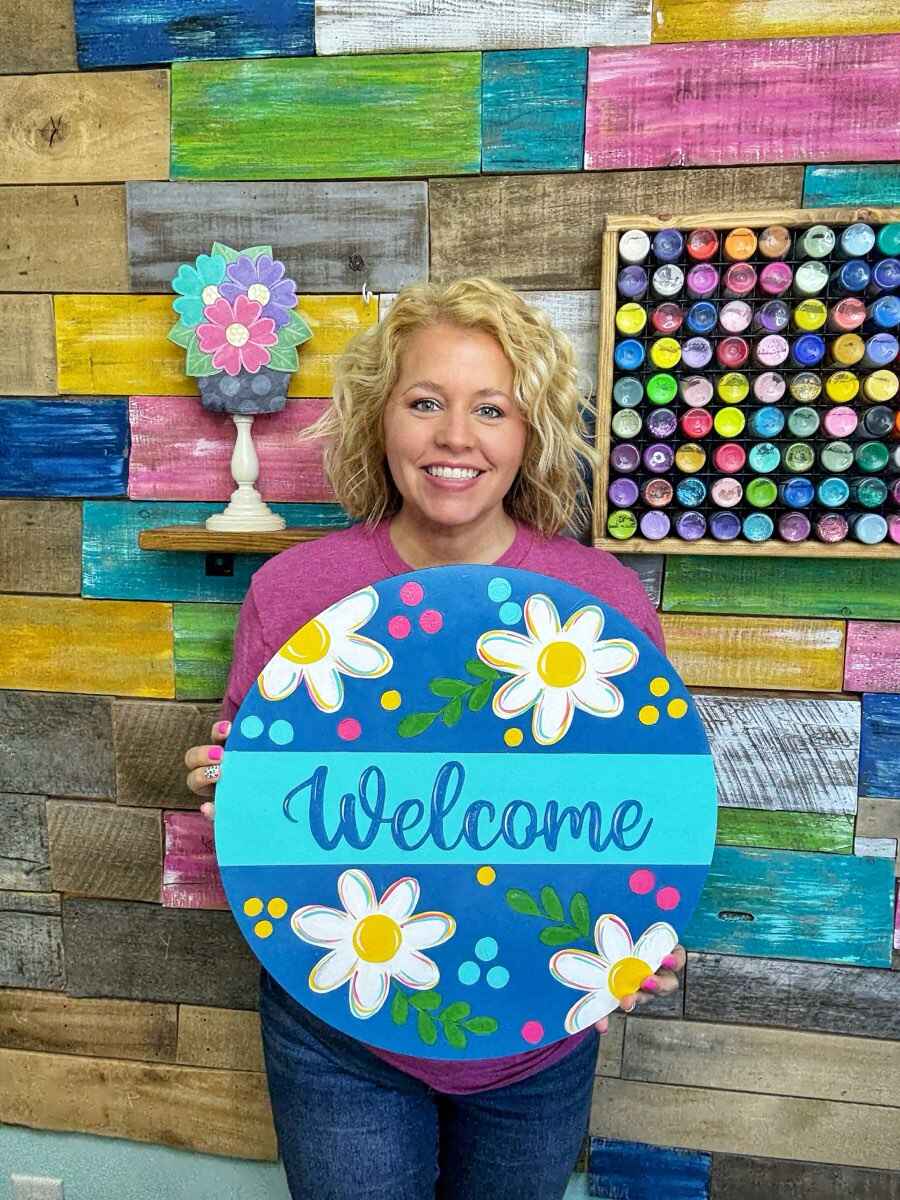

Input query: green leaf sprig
[506,886,592,947]
[397,659,501,738]
[390,988,499,1049]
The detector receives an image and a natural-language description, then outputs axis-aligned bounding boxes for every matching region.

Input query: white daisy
[476,593,638,745]
[291,869,456,1019]
[549,914,678,1033]
[258,586,392,711]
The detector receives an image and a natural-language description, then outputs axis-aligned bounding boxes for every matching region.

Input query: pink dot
[656,886,681,911]
[399,582,424,606]
[337,718,362,741]
[388,615,411,639]
[419,609,443,634]
[629,869,656,895]
[521,1020,544,1045]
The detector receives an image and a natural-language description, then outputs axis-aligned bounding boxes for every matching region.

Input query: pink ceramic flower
[196,295,278,376]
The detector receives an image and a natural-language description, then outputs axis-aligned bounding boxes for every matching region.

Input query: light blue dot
[486,966,510,989]
[268,720,294,746]
[499,601,522,625]
[488,577,512,603]
[458,961,480,986]
[240,715,264,739]
[475,936,498,962]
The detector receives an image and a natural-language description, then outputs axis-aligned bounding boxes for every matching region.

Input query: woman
[185,277,684,1200]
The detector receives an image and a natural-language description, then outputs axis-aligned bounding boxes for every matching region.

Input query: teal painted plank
[684,846,895,967]
[482,49,587,173]
[803,163,900,206]
[173,603,238,700]
[82,500,347,602]
[860,694,900,800]
[171,53,482,180]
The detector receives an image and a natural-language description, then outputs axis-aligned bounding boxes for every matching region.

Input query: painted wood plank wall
[0,501,82,594]
[162,811,228,909]
[803,163,900,205]
[0,399,129,498]
[0,295,58,396]
[845,624,900,694]
[0,692,116,800]
[111,699,220,809]
[173,604,239,700]
[860,695,900,801]
[651,0,899,42]
[0,0,77,72]
[482,50,587,174]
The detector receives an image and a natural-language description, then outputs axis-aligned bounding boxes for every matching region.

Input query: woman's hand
[593,945,686,1034]
[184,720,231,823]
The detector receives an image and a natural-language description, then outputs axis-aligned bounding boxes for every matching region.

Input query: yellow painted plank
[0,596,174,698]
[651,0,898,42]
[660,614,845,692]
[54,293,376,397]
[0,294,57,395]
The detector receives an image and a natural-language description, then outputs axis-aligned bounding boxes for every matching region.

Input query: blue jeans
[259,969,597,1200]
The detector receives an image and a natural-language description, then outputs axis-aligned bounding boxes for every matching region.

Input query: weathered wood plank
[47,800,161,903]
[585,36,900,171]
[804,163,900,206]
[430,166,803,289]
[0,1047,276,1159]
[845,624,900,694]
[0,501,82,594]
[0,793,50,892]
[112,699,220,809]
[0,69,169,185]
[0,596,174,699]
[613,554,663,609]
[716,809,854,854]
[163,810,227,909]
[597,1013,625,1079]
[652,0,899,42]
[588,1136,710,1198]
[591,1078,900,1171]
[685,847,894,967]
[0,294,57,395]
[0,184,128,293]
[0,0,77,73]
[0,692,115,800]
[522,291,601,399]
[315,0,650,54]
[0,399,128,498]
[127,180,427,294]
[74,0,314,67]
[63,898,259,1009]
[173,603,239,701]
[171,54,481,180]
[177,1004,264,1072]
[854,837,898,881]
[0,988,177,1063]
[623,1016,900,1108]
[0,897,64,991]
[661,615,846,693]
[482,50,587,174]
[860,695,900,801]
[695,693,859,814]
[0,891,59,914]
[54,293,376,398]
[686,952,900,1041]
[128,397,334,502]
[857,797,900,843]
[710,1154,900,1200]
[663,556,900,622]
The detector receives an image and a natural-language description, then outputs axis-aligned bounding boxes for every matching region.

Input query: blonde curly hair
[305,277,597,537]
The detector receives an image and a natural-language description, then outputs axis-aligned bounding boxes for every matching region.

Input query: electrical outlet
[10,1175,64,1200]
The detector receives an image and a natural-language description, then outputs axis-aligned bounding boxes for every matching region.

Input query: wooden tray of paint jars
[593,206,900,558]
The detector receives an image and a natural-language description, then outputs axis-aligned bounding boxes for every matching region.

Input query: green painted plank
[716,809,854,854]
[663,555,900,620]
[803,163,900,206]
[171,53,481,180]
[173,603,238,701]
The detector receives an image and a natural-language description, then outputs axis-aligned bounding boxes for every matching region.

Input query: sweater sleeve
[220,584,269,724]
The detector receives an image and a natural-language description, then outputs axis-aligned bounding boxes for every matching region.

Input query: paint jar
[867,295,900,331]
[876,223,900,256]
[819,441,854,473]
[749,406,785,438]
[862,370,899,403]
[646,373,678,406]
[613,377,644,408]
[607,509,638,540]
[815,513,849,543]
[685,301,717,334]
[758,225,792,260]
[830,334,865,367]
[712,443,746,474]
[615,302,648,335]
[650,302,684,334]
[679,376,714,407]
[652,264,685,298]
[618,265,649,299]
[778,511,811,542]
[642,478,674,508]
[794,261,829,296]
[745,477,777,508]
[685,228,719,261]
[649,337,682,369]
[830,260,871,295]
[786,406,820,437]
[619,229,651,264]
[681,409,714,439]
[817,477,850,508]
[783,442,815,473]
[788,372,822,402]
[675,443,707,474]
[798,225,836,259]
[757,262,791,296]
[822,407,859,439]
[753,334,789,368]
[753,300,790,333]
[862,333,899,369]
[681,336,713,369]
[888,515,900,545]
[837,223,876,258]
[716,373,750,405]
[823,371,859,404]
[686,263,719,299]
[743,512,774,542]
[861,405,894,439]
[723,262,757,298]
[676,477,707,507]
[710,511,742,541]
[611,409,643,439]
[753,371,786,403]
[849,477,888,509]
[674,511,707,541]
[855,441,890,473]
[614,339,645,371]
[791,334,826,368]
[827,298,866,333]
[609,443,640,473]
[868,258,900,296]
[639,511,671,541]
[748,443,781,474]
[643,443,675,473]
[711,477,743,509]
[779,477,815,508]
[891,479,900,506]
[724,227,758,261]
[793,299,827,332]
[646,408,678,439]
[608,477,640,508]
[719,300,753,333]
[652,228,684,263]
[852,513,888,544]
[717,336,750,369]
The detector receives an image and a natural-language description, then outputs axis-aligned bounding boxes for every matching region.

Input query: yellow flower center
[608,956,652,1000]
[281,619,330,664]
[201,285,220,305]
[247,283,271,305]
[225,322,250,347]
[352,914,402,963]
[536,640,585,688]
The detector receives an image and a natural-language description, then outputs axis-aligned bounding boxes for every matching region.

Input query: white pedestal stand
[205,414,285,532]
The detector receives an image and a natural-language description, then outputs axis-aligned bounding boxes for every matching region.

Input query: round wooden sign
[215,566,716,1059]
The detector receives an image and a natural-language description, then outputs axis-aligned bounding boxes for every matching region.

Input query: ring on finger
[203,765,220,781]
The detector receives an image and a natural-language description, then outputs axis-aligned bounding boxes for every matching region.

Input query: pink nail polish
[216,721,231,736]
[661,954,678,970]
[208,746,223,762]
[640,977,658,992]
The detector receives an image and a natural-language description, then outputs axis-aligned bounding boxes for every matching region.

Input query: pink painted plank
[162,810,227,909]
[844,622,900,695]
[585,34,900,171]
[128,395,333,501]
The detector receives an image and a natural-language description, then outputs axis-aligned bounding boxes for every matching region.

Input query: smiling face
[382,322,529,540]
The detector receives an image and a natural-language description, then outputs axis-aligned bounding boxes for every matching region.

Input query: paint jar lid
[607,509,638,539]
[876,223,900,256]
[786,406,820,437]
[863,332,899,367]
[831,334,865,366]
[608,477,640,508]
[753,300,790,332]
[646,372,678,405]
[685,227,719,261]
[850,476,888,508]
[824,371,859,404]
[649,336,682,369]
[888,515,900,545]
[647,408,678,439]
[713,442,746,474]
[714,406,746,437]
[788,372,822,402]
[853,513,888,545]
[817,476,850,508]
[871,258,900,291]
[709,511,742,541]
[828,298,866,331]
[611,409,643,439]
[609,442,641,473]
[642,477,674,508]
[717,336,750,368]
[675,442,707,474]
[794,261,829,295]
[676,477,707,506]
[833,259,871,292]
[819,440,854,473]
[868,295,900,330]
[783,442,815,472]
[815,513,849,543]
[780,477,815,508]
[724,227,758,261]
[716,372,750,404]
[643,443,675,473]
[675,511,707,541]
[719,300,753,333]
[618,265,649,298]
[822,407,859,439]
[681,336,713,369]
[839,223,876,257]
[613,376,644,408]
[753,371,786,403]
[711,477,743,508]
[615,302,648,335]
[745,477,778,508]
[862,405,895,438]
[758,225,792,259]
[743,512,774,542]
[792,334,826,366]
[652,264,685,297]
[754,334,789,367]
[652,228,685,262]
[748,442,781,474]
[681,409,714,439]
[723,262,757,296]
[855,440,890,472]
[687,263,719,298]
[777,511,811,542]
[618,229,651,264]
[651,302,684,334]
[799,225,836,258]
[685,301,717,333]
[793,299,827,331]
[639,510,671,541]
[679,375,714,407]
[749,406,785,437]
[614,338,645,371]
[757,261,791,295]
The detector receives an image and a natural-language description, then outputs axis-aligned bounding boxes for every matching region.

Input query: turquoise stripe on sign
[216,751,717,868]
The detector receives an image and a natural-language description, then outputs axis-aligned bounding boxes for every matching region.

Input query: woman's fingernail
[203,765,220,782]
[597,1019,609,1035]
[640,977,658,992]
[216,721,231,736]
[208,746,223,762]
[621,996,636,1012]
[661,954,678,970]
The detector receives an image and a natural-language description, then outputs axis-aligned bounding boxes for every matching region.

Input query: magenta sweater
[221,518,665,1093]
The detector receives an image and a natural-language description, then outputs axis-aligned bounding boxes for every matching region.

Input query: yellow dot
[352,914,402,963]
[380,689,402,710]
[244,897,263,917]
[649,677,670,697]
[667,698,688,719]
[536,640,585,688]
[254,920,274,938]
[267,897,288,918]
[476,866,496,886]
[504,728,524,747]
[639,705,660,726]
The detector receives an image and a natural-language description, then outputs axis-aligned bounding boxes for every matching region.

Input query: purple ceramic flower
[219,254,298,329]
